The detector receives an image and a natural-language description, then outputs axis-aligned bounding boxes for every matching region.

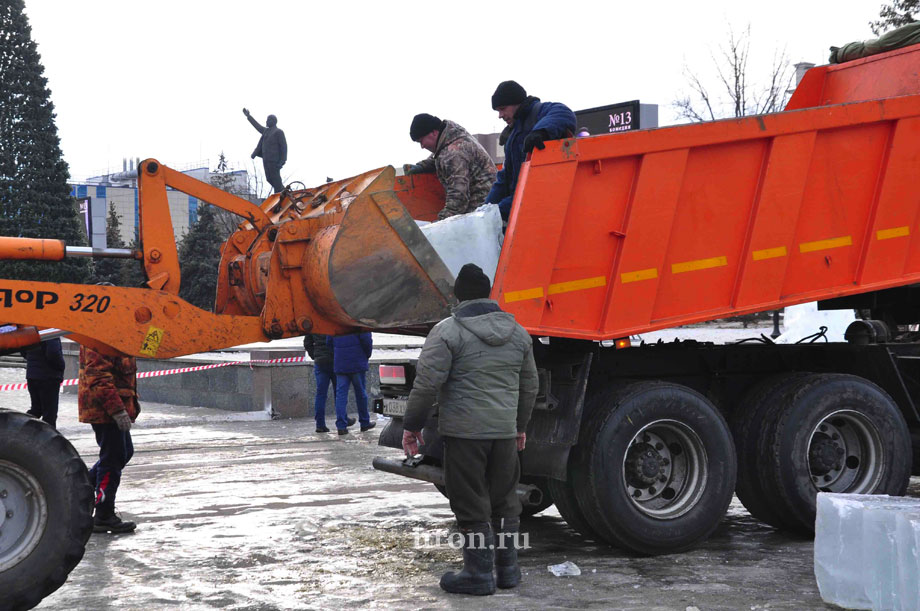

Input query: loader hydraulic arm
[137,160,273,293]
[0,160,453,358]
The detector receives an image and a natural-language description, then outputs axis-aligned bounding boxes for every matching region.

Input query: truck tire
[546,455,601,541]
[574,381,737,554]
[758,374,912,534]
[0,410,94,611]
[730,373,809,529]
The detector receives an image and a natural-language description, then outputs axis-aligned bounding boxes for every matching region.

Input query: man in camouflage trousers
[79,346,141,534]
[406,113,496,220]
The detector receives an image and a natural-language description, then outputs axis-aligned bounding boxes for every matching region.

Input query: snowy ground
[3,323,913,610]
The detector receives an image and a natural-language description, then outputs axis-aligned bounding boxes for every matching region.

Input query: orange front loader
[0,163,454,358]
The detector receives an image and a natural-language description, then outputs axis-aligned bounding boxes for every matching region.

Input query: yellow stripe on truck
[671,256,728,275]
[548,276,607,295]
[799,236,852,253]
[503,287,544,303]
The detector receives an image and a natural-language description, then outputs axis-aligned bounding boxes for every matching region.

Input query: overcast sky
[23,1,882,191]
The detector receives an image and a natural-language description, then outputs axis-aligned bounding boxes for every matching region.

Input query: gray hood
[452,299,516,346]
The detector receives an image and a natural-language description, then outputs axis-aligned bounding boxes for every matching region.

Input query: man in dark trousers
[486,80,576,221]
[22,337,65,428]
[327,332,375,435]
[78,346,140,534]
[402,263,538,595]
[243,107,288,193]
[304,334,335,433]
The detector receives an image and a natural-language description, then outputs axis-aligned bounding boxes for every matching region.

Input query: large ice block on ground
[419,204,503,286]
[865,505,920,610]
[814,493,920,610]
[896,513,920,610]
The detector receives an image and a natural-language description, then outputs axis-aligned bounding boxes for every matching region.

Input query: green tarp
[829,21,920,63]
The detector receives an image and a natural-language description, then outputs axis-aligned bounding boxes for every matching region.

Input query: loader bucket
[303,176,456,328]
[218,166,455,335]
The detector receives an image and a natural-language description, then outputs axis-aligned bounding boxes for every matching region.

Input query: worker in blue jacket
[486,80,576,221]
[327,332,375,435]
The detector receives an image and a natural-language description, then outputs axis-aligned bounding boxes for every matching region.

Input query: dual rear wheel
[731,373,911,533]
[549,373,912,553]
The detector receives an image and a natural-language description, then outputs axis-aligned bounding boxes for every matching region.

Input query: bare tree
[871,0,918,35]
[673,25,794,123]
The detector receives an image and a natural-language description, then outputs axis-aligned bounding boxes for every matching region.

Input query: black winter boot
[493,517,522,588]
[439,523,496,595]
[93,512,137,534]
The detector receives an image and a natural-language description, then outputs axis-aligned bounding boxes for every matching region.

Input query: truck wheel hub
[807,410,885,494]
[625,443,665,486]
[622,420,707,518]
[808,433,840,476]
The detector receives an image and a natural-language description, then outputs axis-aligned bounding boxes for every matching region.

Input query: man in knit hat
[486,81,576,221]
[402,263,538,595]
[405,113,497,220]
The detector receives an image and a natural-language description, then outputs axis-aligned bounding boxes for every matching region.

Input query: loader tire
[574,381,737,555]
[730,373,810,529]
[0,410,94,611]
[758,374,911,534]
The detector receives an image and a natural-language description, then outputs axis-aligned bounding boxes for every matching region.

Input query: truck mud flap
[523,353,593,480]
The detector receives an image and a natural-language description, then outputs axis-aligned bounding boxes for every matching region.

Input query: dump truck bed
[493,44,920,341]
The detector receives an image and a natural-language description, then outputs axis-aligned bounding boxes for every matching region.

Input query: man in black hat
[402,263,539,596]
[405,113,496,220]
[243,107,288,194]
[486,81,576,221]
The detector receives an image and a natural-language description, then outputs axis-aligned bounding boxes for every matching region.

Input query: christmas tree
[0,0,91,283]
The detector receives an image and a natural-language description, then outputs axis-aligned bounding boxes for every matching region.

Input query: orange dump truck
[2,43,920,608]
[376,43,920,554]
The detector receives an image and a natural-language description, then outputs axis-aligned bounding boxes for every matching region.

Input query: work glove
[517,432,526,452]
[523,129,549,154]
[402,429,424,456]
[112,410,132,432]
[242,107,250,116]
[403,163,423,175]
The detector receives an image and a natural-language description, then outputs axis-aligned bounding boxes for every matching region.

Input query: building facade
[71,160,251,248]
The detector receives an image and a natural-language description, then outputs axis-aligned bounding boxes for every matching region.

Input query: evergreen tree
[177,203,223,311]
[872,0,918,34]
[0,0,91,283]
[94,202,127,285]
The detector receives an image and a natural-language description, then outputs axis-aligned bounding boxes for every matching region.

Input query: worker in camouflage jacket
[406,114,496,220]
[78,346,140,534]
[402,263,538,596]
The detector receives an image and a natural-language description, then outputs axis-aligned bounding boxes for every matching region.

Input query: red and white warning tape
[0,355,309,392]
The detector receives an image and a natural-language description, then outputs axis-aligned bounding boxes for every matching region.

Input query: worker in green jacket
[402,263,539,596]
